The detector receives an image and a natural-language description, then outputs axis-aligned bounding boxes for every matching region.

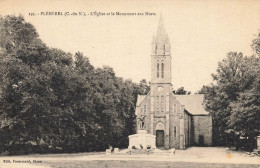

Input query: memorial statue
[139,115,146,129]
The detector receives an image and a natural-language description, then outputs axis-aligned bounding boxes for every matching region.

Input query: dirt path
[0,147,259,168]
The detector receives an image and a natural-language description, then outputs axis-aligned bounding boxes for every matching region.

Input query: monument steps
[113,148,171,155]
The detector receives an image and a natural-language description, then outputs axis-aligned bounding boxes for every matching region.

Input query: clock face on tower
[158,86,163,91]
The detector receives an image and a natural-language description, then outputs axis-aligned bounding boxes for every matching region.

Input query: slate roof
[175,94,209,115]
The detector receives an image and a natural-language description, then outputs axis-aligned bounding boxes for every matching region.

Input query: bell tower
[150,15,172,105]
[149,15,172,149]
[151,15,171,84]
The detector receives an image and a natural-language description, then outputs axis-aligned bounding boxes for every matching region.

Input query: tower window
[161,63,164,78]
[161,95,164,112]
[155,45,157,54]
[157,63,159,78]
[156,95,159,114]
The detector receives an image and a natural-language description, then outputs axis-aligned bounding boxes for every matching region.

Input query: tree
[196,85,207,94]
[204,52,245,145]
[0,15,38,55]
[173,87,190,95]
[228,38,260,138]
[203,48,260,147]
[0,15,151,154]
[0,15,92,153]
[0,15,50,153]
[138,79,150,95]
[251,33,260,57]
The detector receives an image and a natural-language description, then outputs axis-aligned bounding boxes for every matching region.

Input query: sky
[0,0,259,93]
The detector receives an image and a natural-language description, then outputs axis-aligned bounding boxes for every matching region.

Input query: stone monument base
[128,130,156,149]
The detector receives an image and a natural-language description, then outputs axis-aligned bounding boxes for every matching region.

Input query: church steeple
[152,15,170,56]
[156,15,167,40]
[151,15,172,84]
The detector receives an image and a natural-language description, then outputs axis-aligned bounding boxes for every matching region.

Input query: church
[135,16,212,150]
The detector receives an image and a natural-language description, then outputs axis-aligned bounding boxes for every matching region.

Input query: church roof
[136,95,147,107]
[175,94,209,115]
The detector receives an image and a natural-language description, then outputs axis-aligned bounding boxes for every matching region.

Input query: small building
[135,16,212,149]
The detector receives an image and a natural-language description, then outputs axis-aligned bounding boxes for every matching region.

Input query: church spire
[157,14,166,37]
[152,14,170,55]
[151,14,172,84]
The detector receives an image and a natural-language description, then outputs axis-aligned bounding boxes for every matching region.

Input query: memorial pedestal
[128,130,156,149]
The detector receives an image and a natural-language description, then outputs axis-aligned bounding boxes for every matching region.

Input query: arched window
[161,63,164,78]
[157,63,159,78]
[144,105,146,114]
[161,95,164,112]
[161,95,164,103]
[155,45,157,54]
[156,95,159,114]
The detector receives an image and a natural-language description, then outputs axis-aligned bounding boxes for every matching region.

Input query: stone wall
[169,94,184,149]
[136,92,212,149]
[184,111,192,148]
[192,115,212,146]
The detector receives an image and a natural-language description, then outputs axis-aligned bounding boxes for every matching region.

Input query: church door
[156,130,164,147]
